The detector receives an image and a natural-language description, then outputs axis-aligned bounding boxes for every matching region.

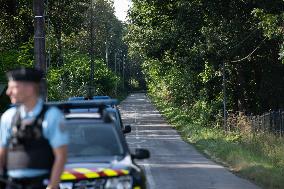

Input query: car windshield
[66,121,124,157]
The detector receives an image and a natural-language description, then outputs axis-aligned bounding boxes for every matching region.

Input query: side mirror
[131,149,150,160]
[123,125,131,134]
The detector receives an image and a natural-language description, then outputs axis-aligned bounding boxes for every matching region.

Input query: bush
[47,51,120,100]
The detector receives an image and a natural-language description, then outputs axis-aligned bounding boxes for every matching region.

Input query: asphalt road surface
[119,93,261,189]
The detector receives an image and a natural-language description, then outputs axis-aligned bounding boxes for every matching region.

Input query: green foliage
[0,40,34,82]
[48,52,91,100]
[252,8,284,63]
[127,0,284,115]
[0,0,34,50]
[17,39,34,66]
[47,51,119,100]
[0,0,129,102]
[252,8,284,39]
[0,50,18,81]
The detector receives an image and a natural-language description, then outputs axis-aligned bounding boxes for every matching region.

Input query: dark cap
[6,67,44,83]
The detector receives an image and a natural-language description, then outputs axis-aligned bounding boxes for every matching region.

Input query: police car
[67,96,131,134]
[47,100,149,189]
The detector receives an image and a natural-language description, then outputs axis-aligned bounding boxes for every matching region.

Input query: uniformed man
[0,67,68,189]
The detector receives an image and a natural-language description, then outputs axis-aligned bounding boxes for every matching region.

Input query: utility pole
[89,0,95,97]
[115,52,117,96]
[222,61,227,131]
[122,55,125,91]
[105,37,109,67]
[33,0,47,99]
[46,0,51,68]
[114,52,117,74]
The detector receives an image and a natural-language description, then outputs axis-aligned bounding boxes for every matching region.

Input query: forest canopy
[126,0,284,115]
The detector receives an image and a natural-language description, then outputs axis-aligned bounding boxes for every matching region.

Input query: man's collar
[19,98,44,119]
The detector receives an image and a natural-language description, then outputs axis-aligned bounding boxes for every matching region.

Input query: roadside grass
[151,96,284,189]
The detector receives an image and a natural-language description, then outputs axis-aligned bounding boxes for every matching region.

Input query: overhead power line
[231,37,267,63]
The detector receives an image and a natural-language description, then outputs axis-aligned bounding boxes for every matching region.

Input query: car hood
[61,156,133,181]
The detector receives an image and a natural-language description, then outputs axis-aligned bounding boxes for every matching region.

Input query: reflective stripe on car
[61,168,130,181]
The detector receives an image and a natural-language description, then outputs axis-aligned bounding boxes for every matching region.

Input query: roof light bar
[46,99,118,110]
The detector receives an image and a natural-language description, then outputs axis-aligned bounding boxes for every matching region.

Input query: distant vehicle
[66,97,131,134]
[68,96,85,101]
[47,100,150,189]
[68,96,111,101]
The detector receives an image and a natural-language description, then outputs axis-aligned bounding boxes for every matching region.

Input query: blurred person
[0,67,68,189]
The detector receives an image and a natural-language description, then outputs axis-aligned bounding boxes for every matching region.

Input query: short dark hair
[6,67,44,83]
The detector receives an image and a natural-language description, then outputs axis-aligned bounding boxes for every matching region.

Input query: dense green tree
[47,52,118,100]
[127,0,284,118]
[0,0,34,50]
[47,0,89,66]
[0,0,128,104]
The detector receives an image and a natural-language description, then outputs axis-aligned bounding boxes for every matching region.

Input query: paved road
[119,93,261,189]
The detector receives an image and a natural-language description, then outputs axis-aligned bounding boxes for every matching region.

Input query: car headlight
[105,175,132,189]
[59,182,73,189]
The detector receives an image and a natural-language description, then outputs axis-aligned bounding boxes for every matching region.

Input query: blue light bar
[68,96,85,101]
[46,99,118,110]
